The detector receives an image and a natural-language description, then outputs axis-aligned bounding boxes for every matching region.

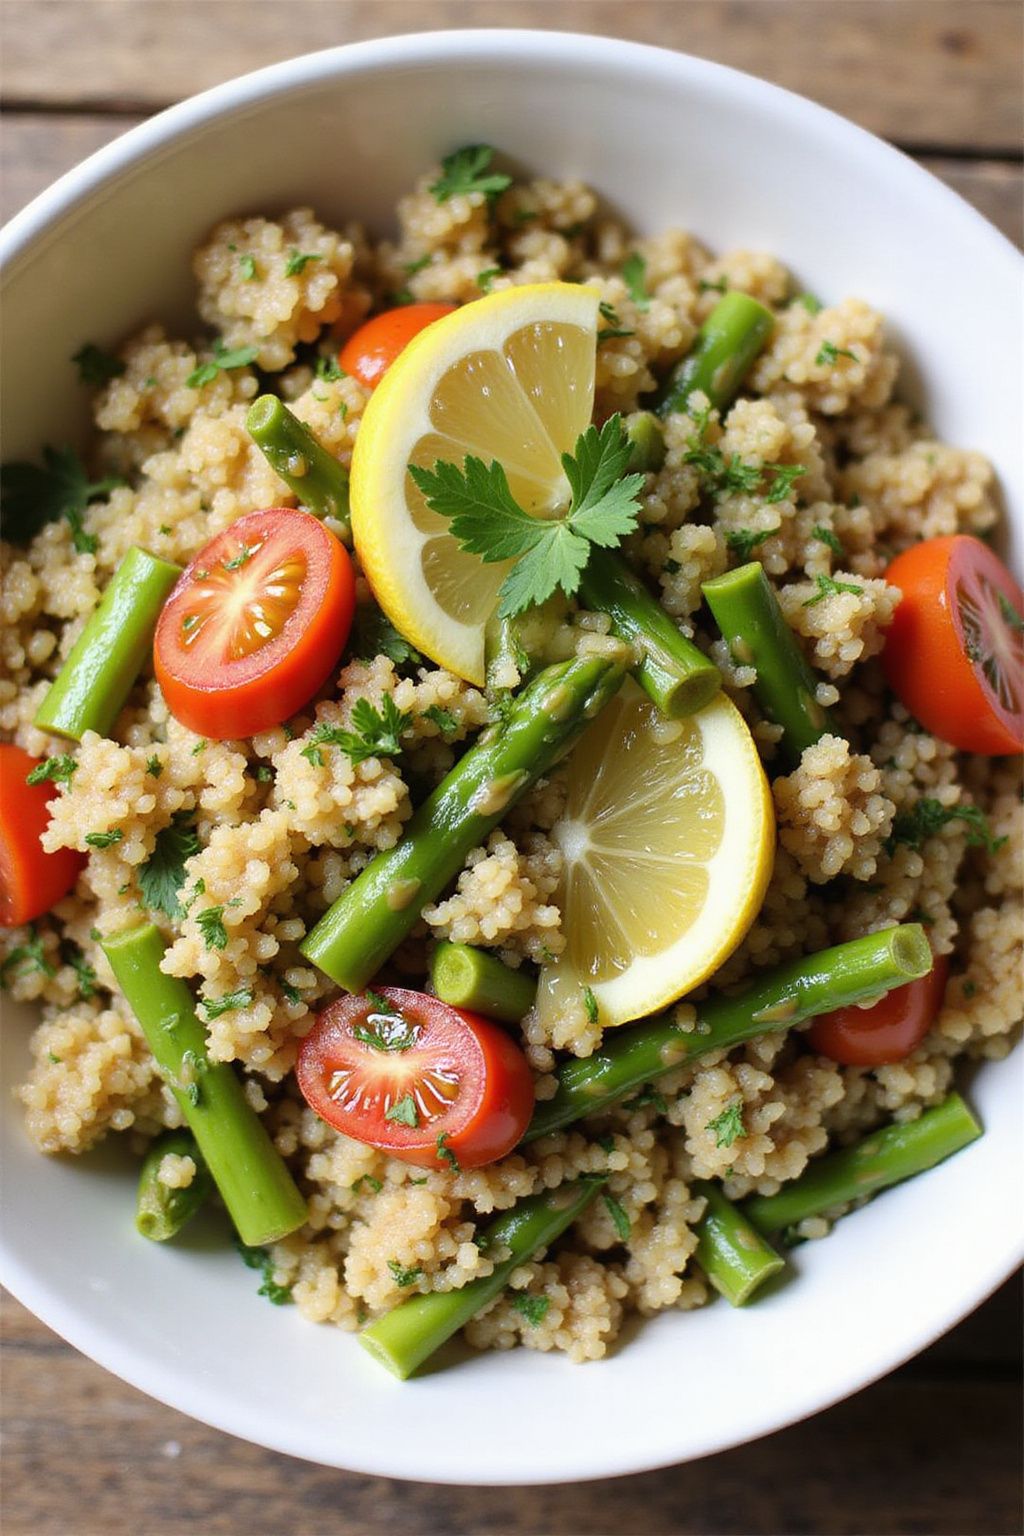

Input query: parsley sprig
[429,144,511,204]
[0,445,122,552]
[186,341,259,389]
[300,696,412,767]
[887,797,1005,855]
[138,812,200,920]
[705,1099,745,1149]
[0,926,55,988]
[802,573,863,608]
[25,754,77,787]
[235,1239,293,1305]
[622,252,651,310]
[409,414,645,619]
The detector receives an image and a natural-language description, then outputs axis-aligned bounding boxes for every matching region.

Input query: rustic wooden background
[2,4,1022,1533]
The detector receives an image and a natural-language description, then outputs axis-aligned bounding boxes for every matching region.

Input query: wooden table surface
[1,4,1021,1533]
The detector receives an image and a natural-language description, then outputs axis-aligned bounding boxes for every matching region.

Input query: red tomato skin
[807,954,950,1066]
[296,987,535,1170]
[154,508,355,739]
[339,304,457,390]
[0,745,85,927]
[884,536,1024,756]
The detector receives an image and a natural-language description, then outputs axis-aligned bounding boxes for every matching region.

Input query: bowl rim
[1,27,1021,1485]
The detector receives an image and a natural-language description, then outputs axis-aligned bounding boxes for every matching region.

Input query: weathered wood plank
[1,0,1021,151]
[3,113,1021,249]
[2,1285,1021,1536]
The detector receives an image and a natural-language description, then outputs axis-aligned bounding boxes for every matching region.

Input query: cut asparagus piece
[135,1130,214,1242]
[652,291,775,418]
[102,924,307,1247]
[524,926,933,1142]
[692,1180,785,1306]
[429,942,537,1024]
[246,394,351,532]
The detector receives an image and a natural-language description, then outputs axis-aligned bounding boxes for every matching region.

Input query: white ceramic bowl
[2,30,1021,1485]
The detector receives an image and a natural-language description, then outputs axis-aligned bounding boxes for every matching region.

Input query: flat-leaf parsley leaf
[300,696,412,767]
[25,754,77,787]
[705,1098,745,1149]
[887,797,1005,855]
[186,342,259,389]
[429,144,511,204]
[138,812,200,920]
[510,1292,550,1325]
[622,252,651,310]
[0,444,122,552]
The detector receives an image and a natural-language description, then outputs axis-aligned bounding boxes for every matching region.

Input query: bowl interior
[1,31,1021,1484]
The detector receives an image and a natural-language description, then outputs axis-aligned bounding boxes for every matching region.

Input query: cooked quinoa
[2,155,1020,1366]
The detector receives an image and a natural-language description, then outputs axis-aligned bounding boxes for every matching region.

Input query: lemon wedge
[350,282,600,684]
[537,685,775,1029]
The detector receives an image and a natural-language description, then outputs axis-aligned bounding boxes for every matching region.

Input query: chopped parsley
[764,463,807,504]
[510,1292,550,1326]
[0,444,122,552]
[812,525,844,558]
[387,1260,423,1288]
[815,340,858,367]
[354,606,423,669]
[238,253,257,280]
[145,755,163,778]
[794,293,822,314]
[429,144,511,204]
[222,543,254,571]
[622,251,651,310]
[384,1093,419,1128]
[63,943,97,1001]
[284,249,323,277]
[316,356,345,383]
[476,266,502,293]
[887,797,1005,855]
[72,343,125,387]
[436,1131,460,1172]
[625,1085,669,1115]
[280,978,302,1005]
[25,754,77,787]
[698,277,728,295]
[409,414,644,620]
[235,1239,294,1305]
[424,704,459,737]
[353,1174,383,1194]
[186,342,259,389]
[705,1098,745,1149]
[200,986,253,1019]
[353,1001,418,1053]
[138,811,200,920]
[0,926,55,987]
[191,739,207,755]
[300,696,412,767]
[84,829,123,849]
[997,591,1024,632]
[602,1192,631,1242]
[597,300,634,341]
[581,985,599,1025]
[726,528,773,561]
[802,573,863,607]
[196,906,228,950]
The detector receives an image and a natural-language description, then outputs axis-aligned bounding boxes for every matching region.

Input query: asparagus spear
[744,1093,981,1234]
[624,411,666,472]
[484,594,565,699]
[35,547,181,741]
[429,942,537,1024]
[359,1177,605,1379]
[524,925,933,1142]
[579,548,720,717]
[301,654,626,991]
[246,394,351,532]
[702,561,834,760]
[692,1181,785,1306]
[102,924,308,1247]
[135,1130,214,1242]
[651,291,775,418]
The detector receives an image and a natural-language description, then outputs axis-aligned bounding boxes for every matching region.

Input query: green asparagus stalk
[359,1177,605,1379]
[484,594,565,699]
[430,942,537,1023]
[102,925,307,1247]
[579,548,720,717]
[136,1130,214,1241]
[652,292,775,418]
[702,562,834,760]
[524,925,933,1142]
[692,1180,785,1306]
[246,394,351,532]
[624,411,666,472]
[301,654,626,991]
[744,1093,982,1234]
[35,547,181,741]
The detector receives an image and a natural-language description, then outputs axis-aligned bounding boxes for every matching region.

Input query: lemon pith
[350,283,600,684]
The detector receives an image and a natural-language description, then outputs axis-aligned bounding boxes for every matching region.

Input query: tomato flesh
[296,987,535,1170]
[0,745,85,926]
[884,535,1024,755]
[807,954,950,1066]
[339,303,457,390]
[154,508,355,739]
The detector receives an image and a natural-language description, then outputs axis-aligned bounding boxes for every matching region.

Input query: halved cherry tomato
[154,508,355,739]
[0,744,85,926]
[339,303,457,390]
[884,535,1024,755]
[296,986,535,1170]
[807,953,950,1066]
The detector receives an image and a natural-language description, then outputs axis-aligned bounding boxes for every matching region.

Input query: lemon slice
[537,685,775,1029]
[350,282,600,684]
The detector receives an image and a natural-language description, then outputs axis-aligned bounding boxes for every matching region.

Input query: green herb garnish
[622,252,651,310]
[887,797,1006,855]
[300,696,412,768]
[510,1292,550,1325]
[85,829,123,849]
[0,445,122,552]
[235,1238,294,1304]
[581,986,599,1025]
[200,986,253,1019]
[815,340,858,367]
[705,1098,745,1149]
[186,342,259,389]
[196,906,229,950]
[802,573,863,607]
[429,144,511,204]
[812,525,844,558]
[602,1192,631,1241]
[725,528,773,560]
[476,266,502,293]
[138,812,200,920]
[387,1260,424,1288]
[72,343,125,387]
[385,1093,419,1128]
[436,1131,461,1172]
[25,754,77,787]
[284,250,323,277]
[0,926,55,987]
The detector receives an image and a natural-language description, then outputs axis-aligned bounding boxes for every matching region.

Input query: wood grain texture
[2,113,1021,245]
[2,1280,1020,1536]
[1,0,1022,151]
